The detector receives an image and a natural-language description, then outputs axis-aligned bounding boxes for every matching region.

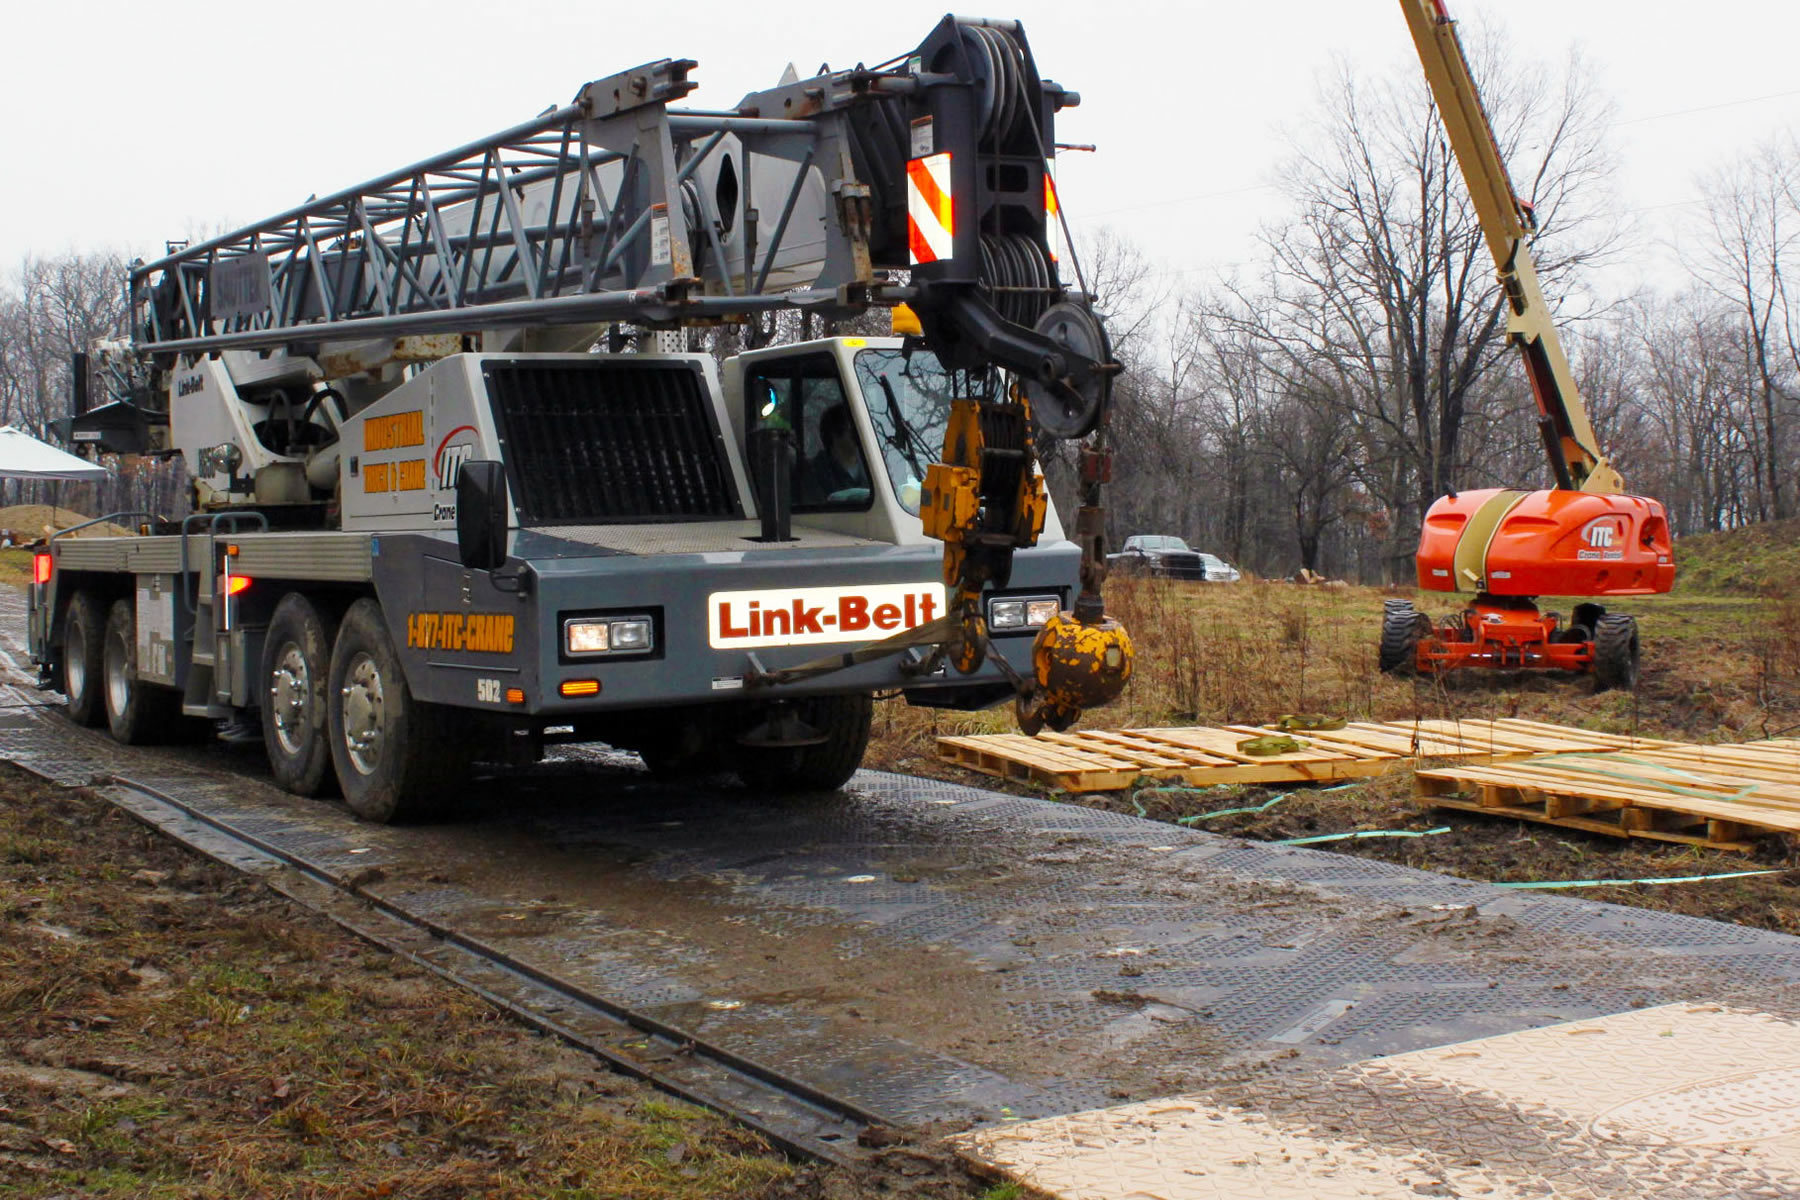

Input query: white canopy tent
[0,425,110,481]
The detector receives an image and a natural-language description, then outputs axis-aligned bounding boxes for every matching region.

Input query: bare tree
[1212,30,1620,578]
[1691,132,1800,521]
[0,252,131,437]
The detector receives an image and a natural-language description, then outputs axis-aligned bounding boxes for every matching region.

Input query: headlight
[564,615,655,656]
[608,618,653,651]
[987,594,1060,631]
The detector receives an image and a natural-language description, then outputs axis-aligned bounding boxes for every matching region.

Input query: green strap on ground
[1495,869,1785,890]
[1278,826,1452,846]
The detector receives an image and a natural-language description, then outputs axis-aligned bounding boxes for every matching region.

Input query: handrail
[178,512,270,615]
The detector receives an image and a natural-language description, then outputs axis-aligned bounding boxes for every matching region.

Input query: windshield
[1135,536,1190,552]
[854,347,964,517]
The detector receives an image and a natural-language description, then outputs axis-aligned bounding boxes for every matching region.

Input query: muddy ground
[0,766,995,1200]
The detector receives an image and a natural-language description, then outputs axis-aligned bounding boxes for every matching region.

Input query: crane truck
[27,16,1132,822]
[1381,0,1674,690]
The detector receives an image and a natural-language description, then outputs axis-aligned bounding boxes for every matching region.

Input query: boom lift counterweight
[1383,0,1674,690]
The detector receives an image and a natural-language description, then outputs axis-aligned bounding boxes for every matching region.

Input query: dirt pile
[0,506,133,544]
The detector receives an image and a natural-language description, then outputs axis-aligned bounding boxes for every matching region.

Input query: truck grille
[1161,553,1205,580]
[483,360,740,525]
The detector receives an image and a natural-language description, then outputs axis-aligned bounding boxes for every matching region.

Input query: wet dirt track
[5,585,1800,1137]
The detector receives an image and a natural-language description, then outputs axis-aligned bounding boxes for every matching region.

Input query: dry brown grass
[868,576,1796,775]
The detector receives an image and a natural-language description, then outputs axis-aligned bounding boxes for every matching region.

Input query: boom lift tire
[261,593,340,797]
[1592,613,1640,693]
[327,598,471,824]
[102,598,183,744]
[1378,600,1430,676]
[734,694,873,793]
[62,591,107,727]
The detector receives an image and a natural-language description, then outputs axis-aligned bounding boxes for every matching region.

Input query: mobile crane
[28,16,1131,821]
[1381,0,1674,690]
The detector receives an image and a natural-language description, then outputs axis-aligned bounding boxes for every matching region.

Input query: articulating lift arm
[1399,0,1624,496]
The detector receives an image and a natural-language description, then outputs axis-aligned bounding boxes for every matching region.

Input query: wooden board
[935,718,1670,794]
[1417,739,1800,851]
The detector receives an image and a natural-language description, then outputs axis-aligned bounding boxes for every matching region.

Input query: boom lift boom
[1382,0,1674,690]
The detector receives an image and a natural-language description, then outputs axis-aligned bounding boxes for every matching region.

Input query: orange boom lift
[1381,0,1674,690]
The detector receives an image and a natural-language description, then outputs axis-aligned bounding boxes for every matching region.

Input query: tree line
[1078,36,1798,582]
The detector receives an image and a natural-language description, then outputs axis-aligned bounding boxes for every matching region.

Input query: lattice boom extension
[127,17,1079,364]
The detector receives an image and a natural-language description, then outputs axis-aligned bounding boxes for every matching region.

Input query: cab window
[744,355,872,513]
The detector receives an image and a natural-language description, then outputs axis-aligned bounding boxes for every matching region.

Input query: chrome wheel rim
[270,641,311,757]
[104,625,130,718]
[64,614,88,701]
[339,651,385,776]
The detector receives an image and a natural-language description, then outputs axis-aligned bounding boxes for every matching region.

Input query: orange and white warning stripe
[1044,168,1061,263]
[907,152,954,265]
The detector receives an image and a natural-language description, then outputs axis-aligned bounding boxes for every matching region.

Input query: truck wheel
[327,598,467,823]
[261,594,339,797]
[1592,614,1640,692]
[103,598,181,744]
[734,694,873,793]
[1378,601,1430,675]
[62,591,107,727]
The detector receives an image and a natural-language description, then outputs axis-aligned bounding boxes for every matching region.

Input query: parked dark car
[1107,534,1207,580]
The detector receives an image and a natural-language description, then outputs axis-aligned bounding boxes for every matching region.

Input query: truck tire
[261,594,339,797]
[62,591,107,727]
[103,597,182,744]
[734,693,873,793]
[327,598,468,823]
[1592,613,1640,692]
[1378,601,1429,676]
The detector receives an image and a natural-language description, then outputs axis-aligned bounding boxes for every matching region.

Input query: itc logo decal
[1578,518,1626,561]
[431,424,480,523]
[434,425,478,491]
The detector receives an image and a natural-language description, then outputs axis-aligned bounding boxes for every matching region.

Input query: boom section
[127,16,1086,387]
[1400,0,1622,495]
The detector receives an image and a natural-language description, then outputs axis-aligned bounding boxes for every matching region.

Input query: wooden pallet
[1417,739,1800,851]
[935,718,1670,793]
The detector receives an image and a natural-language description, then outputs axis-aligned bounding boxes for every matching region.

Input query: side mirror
[456,460,509,571]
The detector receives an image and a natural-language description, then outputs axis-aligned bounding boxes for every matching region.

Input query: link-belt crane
[30,16,1131,821]
[1382,0,1674,689]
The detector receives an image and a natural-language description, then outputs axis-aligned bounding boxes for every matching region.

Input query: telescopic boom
[1399,0,1623,495]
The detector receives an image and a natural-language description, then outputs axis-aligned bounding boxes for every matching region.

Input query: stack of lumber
[936,718,1666,793]
[1416,739,1800,850]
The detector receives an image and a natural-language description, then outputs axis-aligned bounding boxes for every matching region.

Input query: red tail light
[32,554,51,585]
[223,575,252,596]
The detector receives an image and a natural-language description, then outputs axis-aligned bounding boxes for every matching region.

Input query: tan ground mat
[954,1004,1800,1199]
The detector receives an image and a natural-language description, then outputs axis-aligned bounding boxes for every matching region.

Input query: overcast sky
[6,0,1796,301]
